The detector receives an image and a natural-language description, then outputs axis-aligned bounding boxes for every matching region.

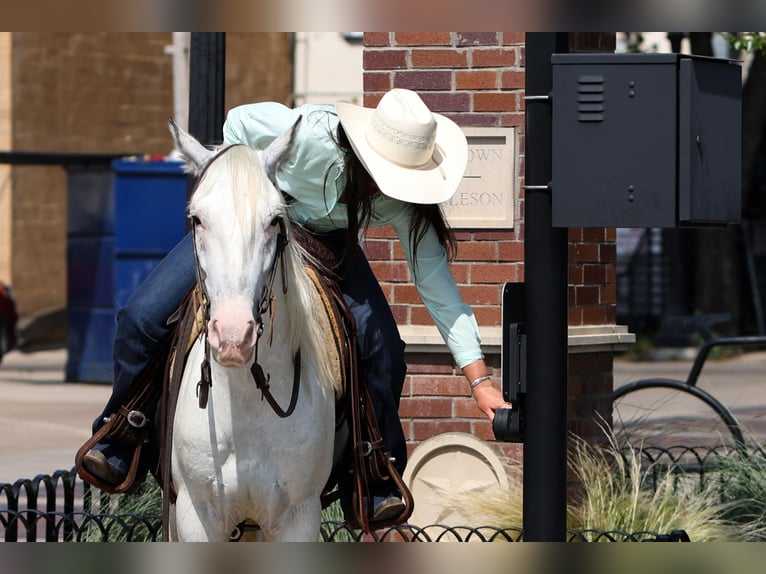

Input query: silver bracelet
[469,375,492,389]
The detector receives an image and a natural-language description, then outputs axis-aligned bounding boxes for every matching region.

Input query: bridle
[190,213,302,417]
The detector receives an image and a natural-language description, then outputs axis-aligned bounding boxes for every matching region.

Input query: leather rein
[190,214,302,417]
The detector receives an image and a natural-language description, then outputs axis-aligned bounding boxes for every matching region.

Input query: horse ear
[168,117,216,176]
[261,117,302,187]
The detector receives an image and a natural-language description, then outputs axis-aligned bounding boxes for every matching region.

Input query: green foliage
[567,434,736,541]
[623,32,645,53]
[724,32,766,53]
[320,498,359,542]
[82,475,162,542]
[709,441,766,540]
[435,428,766,541]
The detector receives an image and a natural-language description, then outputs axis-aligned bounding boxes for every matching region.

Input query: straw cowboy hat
[336,89,468,205]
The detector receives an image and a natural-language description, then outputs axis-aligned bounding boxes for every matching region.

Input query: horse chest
[173,350,335,495]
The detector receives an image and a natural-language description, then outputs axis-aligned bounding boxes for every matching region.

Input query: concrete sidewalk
[0,347,110,484]
[1,345,765,485]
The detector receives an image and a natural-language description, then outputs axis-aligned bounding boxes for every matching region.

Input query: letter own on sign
[441,127,517,229]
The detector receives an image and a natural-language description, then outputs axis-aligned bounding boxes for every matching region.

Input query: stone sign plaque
[441,127,517,229]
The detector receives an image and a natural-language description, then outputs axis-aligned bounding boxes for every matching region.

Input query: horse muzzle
[207,318,256,367]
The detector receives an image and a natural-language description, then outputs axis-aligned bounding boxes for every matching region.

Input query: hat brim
[336,102,468,205]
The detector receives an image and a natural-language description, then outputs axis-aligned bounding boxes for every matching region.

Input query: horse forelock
[192,145,278,242]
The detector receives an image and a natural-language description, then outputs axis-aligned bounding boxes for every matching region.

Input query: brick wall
[360,32,617,463]
[567,226,617,441]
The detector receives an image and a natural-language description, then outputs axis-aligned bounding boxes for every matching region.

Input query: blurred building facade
[0,33,297,321]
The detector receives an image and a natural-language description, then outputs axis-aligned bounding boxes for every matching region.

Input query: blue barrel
[66,159,186,383]
[66,166,116,383]
[112,160,187,308]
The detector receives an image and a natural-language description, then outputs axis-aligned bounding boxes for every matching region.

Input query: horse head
[169,117,300,367]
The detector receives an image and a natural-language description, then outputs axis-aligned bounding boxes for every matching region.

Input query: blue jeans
[94,230,409,476]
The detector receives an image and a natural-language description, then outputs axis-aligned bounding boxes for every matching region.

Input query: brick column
[360,32,619,463]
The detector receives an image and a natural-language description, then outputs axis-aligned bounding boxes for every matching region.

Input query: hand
[471,379,512,423]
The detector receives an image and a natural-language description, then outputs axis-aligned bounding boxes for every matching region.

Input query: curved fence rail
[0,460,726,542]
[0,510,163,542]
[317,522,525,542]
[617,443,766,492]
[0,509,686,543]
[1,469,79,542]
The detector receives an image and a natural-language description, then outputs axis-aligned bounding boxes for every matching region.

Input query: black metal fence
[0,463,704,542]
[0,467,163,542]
[618,443,766,492]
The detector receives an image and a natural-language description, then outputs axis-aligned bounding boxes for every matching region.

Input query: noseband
[191,214,302,416]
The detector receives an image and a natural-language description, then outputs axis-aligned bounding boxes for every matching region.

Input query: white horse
[167,119,341,541]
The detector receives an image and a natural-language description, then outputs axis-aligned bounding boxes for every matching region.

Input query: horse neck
[253,243,340,398]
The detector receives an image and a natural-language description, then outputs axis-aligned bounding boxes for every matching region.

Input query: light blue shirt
[223,102,483,368]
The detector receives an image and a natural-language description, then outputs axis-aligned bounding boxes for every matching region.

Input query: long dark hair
[333,122,457,271]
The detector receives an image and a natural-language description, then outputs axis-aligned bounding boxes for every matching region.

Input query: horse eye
[190,215,202,227]
[270,216,282,227]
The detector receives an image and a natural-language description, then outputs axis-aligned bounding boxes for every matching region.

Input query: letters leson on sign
[441,127,517,229]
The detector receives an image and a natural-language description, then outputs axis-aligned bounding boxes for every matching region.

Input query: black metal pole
[186,32,226,206]
[188,32,226,145]
[522,32,570,541]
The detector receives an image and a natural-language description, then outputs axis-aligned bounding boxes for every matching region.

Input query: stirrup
[74,415,145,495]
[81,449,127,486]
[372,495,406,522]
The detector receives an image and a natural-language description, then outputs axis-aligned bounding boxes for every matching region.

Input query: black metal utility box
[551,53,741,228]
